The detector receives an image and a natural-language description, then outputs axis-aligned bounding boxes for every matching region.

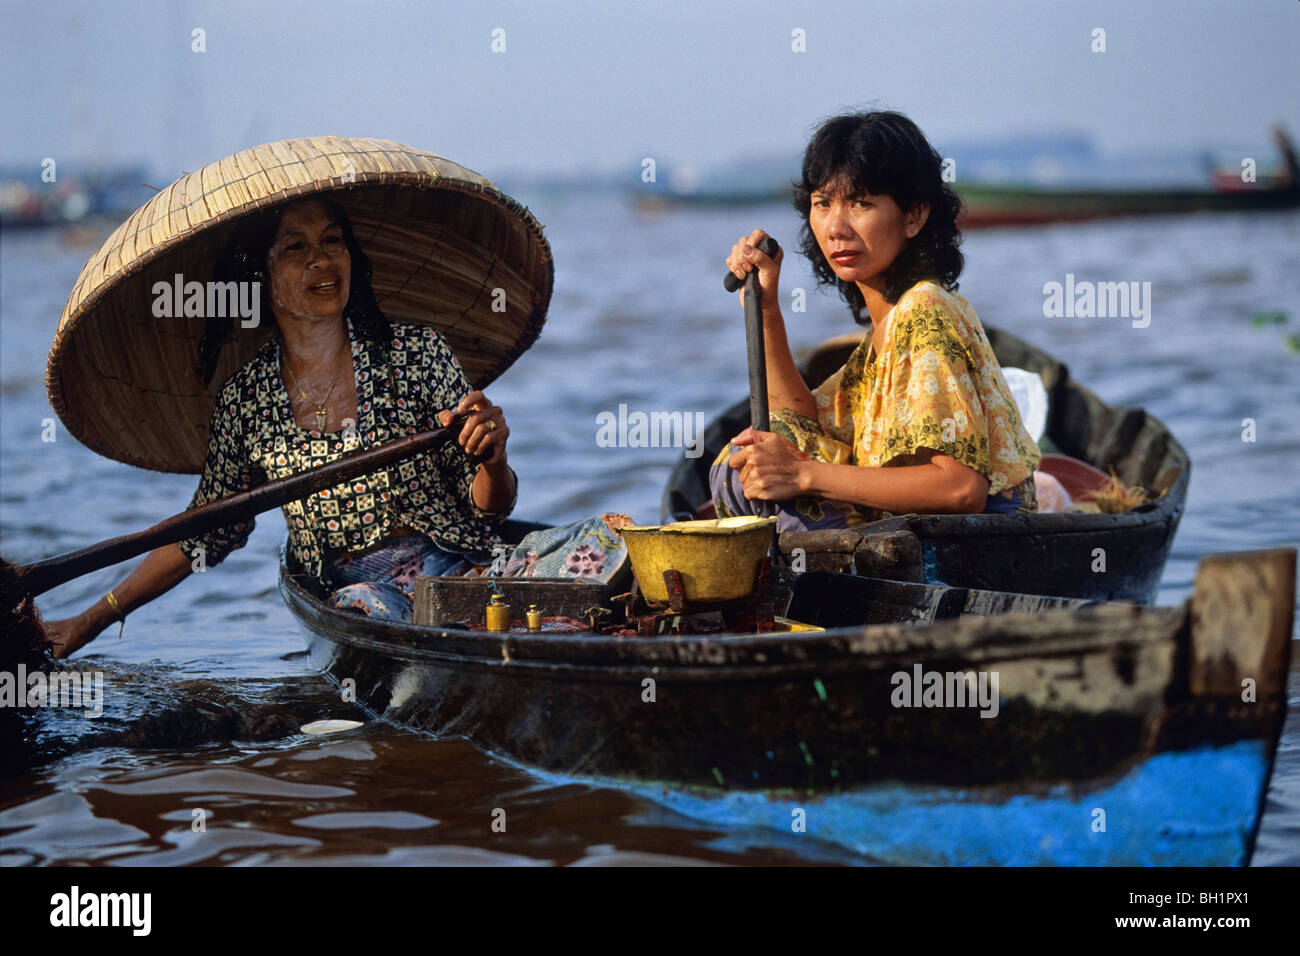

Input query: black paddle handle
[744,271,770,436]
[722,236,780,293]
[724,237,782,520]
[16,414,472,598]
[725,236,781,435]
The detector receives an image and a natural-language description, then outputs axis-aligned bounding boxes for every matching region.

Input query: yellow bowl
[618,516,777,604]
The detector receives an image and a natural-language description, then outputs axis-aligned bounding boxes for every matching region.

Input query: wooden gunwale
[281,560,1177,679]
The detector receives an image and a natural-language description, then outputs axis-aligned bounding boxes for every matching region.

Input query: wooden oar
[723,236,780,518]
[0,413,472,610]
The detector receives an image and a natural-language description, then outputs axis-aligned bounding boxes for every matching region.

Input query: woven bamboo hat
[45,136,554,473]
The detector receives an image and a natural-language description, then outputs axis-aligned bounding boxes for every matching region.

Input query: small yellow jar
[526,604,542,632]
[485,592,511,632]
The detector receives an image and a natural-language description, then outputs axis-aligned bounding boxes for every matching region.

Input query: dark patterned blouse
[177,319,514,584]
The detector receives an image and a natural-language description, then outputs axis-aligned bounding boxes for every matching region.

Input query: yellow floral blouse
[785,280,1039,514]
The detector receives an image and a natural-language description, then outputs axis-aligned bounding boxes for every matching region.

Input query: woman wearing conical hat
[40,139,630,657]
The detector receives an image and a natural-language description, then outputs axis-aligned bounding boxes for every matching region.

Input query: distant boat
[633,128,1300,228]
[0,166,150,231]
[957,129,1298,228]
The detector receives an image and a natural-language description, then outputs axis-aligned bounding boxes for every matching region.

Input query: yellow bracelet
[105,590,126,638]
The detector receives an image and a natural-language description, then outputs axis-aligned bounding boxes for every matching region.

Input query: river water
[1,192,1297,865]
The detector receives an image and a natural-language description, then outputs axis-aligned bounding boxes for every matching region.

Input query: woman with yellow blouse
[711,111,1040,528]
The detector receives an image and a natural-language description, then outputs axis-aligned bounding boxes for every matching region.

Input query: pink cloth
[1033,471,1073,513]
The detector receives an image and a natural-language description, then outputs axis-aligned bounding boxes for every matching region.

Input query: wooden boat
[958,128,1298,227]
[634,129,1300,227]
[637,177,1300,224]
[662,325,1190,604]
[281,545,1294,866]
[956,177,1299,229]
[634,128,1294,227]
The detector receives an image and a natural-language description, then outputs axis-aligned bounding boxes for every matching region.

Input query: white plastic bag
[1002,367,1048,444]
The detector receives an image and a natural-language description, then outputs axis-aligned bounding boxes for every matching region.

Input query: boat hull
[613,739,1274,865]
[282,550,1293,865]
[956,181,1300,229]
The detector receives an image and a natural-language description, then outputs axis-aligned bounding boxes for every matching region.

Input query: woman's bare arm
[754,299,817,418]
[472,459,516,514]
[43,543,194,659]
[731,430,989,514]
[800,450,989,514]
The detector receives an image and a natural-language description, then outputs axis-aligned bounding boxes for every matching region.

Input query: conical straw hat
[45,136,554,473]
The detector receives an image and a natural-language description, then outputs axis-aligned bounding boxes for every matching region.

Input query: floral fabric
[325,516,633,623]
[328,536,474,622]
[178,318,515,584]
[710,280,1039,525]
[809,281,1039,509]
[496,513,631,583]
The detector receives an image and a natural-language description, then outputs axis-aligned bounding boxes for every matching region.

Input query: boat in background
[633,127,1300,228]
[663,325,1190,604]
[958,128,1297,227]
[0,165,151,231]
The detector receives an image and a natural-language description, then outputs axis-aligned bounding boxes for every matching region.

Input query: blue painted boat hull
[612,741,1271,866]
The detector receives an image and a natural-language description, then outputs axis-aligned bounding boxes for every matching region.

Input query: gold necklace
[283,353,345,432]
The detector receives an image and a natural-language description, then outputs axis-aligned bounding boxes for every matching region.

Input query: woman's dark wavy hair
[197,196,392,385]
[793,110,964,323]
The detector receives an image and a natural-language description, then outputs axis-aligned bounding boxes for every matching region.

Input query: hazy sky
[3,0,1298,182]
